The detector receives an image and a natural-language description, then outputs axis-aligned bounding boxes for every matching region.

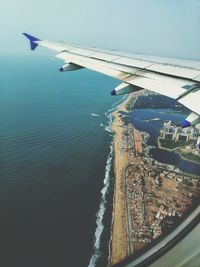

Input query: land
[109,95,132,264]
[158,120,200,164]
[109,93,200,266]
[179,150,200,164]
[129,92,188,112]
[158,138,200,164]
[158,138,194,150]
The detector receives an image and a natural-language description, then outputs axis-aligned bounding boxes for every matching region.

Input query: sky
[1,0,200,60]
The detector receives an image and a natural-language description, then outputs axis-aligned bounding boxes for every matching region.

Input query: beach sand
[109,95,132,266]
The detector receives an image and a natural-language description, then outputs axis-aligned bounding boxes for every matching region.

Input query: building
[160,121,199,143]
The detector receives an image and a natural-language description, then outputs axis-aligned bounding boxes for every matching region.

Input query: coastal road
[124,165,134,255]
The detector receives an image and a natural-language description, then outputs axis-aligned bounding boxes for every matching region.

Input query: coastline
[109,94,133,265]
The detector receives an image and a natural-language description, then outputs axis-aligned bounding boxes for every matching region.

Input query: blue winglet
[181,120,191,128]
[23,33,41,50]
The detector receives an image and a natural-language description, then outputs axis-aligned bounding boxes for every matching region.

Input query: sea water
[0,55,119,267]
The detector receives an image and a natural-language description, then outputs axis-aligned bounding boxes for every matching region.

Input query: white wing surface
[23,33,200,127]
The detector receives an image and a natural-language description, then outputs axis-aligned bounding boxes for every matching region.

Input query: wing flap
[178,88,200,115]
[146,64,200,81]
[125,75,190,99]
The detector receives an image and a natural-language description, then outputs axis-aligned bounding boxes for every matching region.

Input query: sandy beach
[109,95,132,266]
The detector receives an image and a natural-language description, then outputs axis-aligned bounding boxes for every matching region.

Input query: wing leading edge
[23,33,200,127]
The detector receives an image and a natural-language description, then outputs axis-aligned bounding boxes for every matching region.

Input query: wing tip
[181,120,191,128]
[22,33,41,50]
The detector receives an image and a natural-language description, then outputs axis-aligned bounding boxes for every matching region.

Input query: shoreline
[108,94,133,265]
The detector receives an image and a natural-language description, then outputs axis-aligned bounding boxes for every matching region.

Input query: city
[122,123,200,252]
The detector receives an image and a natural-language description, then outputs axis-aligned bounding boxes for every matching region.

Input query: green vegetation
[159,138,200,164]
[126,98,136,111]
[134,95,188,111]
[158,138,193,150]
[181,153,200,164]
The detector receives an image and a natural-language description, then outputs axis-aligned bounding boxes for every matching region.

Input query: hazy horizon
[1,0,200,60]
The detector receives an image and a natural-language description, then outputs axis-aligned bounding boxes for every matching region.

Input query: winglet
[181,120,191,128]
[23,33,41,50]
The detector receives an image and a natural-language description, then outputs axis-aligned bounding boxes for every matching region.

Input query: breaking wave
[88,96,126,267]
[88,143,113,267]
[91,113,100,117]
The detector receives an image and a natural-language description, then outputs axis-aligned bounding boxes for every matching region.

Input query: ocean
[0,55,120,267]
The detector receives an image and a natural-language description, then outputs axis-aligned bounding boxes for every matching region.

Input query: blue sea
[0,55,121,267]
[1,55,200,267]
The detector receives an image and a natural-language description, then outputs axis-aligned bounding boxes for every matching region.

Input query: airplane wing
[23,33,200,127]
